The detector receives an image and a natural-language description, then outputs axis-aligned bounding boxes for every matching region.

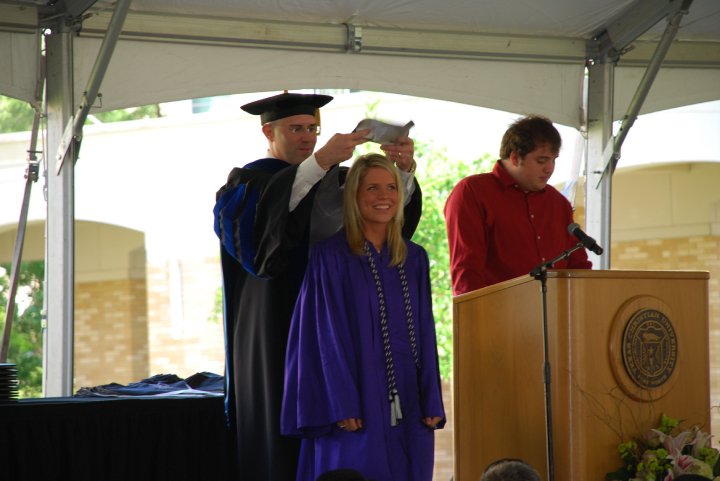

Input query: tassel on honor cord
[390,389,403,426]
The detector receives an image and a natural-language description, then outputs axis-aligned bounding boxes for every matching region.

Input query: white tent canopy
[1,0,719,396]
[2,0,720,128]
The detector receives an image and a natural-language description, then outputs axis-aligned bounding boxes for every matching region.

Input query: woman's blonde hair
[343,153,407,266]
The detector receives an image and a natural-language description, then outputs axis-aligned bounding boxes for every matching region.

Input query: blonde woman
[282,153,445,481]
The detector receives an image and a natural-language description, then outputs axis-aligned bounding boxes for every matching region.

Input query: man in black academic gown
[213,91,422,481]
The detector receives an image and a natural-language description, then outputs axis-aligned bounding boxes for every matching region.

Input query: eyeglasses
[288,124,321,135]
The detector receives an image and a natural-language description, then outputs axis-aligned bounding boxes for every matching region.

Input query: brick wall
[74,278,149,388]
[74,256,225,389]
[145,256,225,378]
[435,380,454,481]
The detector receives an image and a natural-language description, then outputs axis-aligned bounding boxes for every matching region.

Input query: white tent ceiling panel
[615,67,720,118]
[124,0,636,38]
[2,0,720,121]
[0,31,39,103]
[74,36,586,127]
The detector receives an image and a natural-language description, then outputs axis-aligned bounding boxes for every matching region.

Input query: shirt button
[541,257,546,261]
[537,235,541,240]
[530,214,535,218]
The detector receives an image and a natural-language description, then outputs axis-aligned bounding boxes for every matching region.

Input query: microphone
[567,223,604,255]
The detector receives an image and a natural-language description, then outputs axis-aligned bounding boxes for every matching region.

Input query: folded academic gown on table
[74,372,224,398]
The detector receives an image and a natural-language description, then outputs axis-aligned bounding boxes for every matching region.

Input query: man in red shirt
[444,115,592,295]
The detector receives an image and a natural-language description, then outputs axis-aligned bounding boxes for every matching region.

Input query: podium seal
[609,296,680,401]
[622,308,678,389]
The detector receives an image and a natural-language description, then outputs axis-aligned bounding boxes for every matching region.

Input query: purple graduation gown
[281,231,446,481]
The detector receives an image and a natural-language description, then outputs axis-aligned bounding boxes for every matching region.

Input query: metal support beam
[0,156,40,363]
[589,0,693,63]
[0,43,44,363]
[585,62,615,270]
[597,0,693,182]
[44,26,76,397]
[79,10,587,64]
[56,0,132,173]
[44,0,132,396]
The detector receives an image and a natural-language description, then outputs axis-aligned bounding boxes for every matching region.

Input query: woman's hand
[381,136,415,173]
[337,417,363,432]
[422,416,443,429]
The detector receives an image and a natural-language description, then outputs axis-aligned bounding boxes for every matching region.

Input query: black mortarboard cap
[241,92,333,124]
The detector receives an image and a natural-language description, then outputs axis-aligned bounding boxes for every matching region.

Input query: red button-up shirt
[444,161,592,295]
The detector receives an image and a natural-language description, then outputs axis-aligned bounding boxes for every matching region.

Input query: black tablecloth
[0,396,234,481]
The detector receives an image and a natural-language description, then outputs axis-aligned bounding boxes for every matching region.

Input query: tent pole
[0,37,45,363]
[45,0,132,397]
[0,137,41,363]
[584,0,693,270]
[44,25,76,397]
[585,61,615,270]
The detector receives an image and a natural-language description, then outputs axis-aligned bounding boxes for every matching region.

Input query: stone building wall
[73,255,225,389]
[74,278,149,388]
[145,256,225,379]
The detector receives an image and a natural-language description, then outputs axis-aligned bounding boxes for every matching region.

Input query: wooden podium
[452,270,710,481]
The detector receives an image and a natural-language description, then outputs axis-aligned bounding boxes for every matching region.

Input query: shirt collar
[491,159,546,194]
[492,159,515,187]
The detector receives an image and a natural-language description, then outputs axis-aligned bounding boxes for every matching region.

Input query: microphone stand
[529,242,584,481]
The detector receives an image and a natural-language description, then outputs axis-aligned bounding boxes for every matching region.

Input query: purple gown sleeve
[415,245,447,425]
[281,245,362,438]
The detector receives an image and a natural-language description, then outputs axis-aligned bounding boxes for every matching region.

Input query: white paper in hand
[353,119,415,144]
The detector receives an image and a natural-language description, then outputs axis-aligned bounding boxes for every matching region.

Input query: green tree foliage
[0,261,45,397]
[0,96,35,133]
[209,284,223,324]
[92,104,161,123]
[412,142,494,380]
[0,95,161,133]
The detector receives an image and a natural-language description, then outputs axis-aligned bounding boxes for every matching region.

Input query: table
[0,395,234,481]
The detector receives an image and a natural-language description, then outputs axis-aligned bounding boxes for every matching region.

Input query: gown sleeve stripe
[213,158,288,277]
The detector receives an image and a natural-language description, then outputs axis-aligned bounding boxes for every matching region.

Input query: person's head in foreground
[481,458,542,481]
